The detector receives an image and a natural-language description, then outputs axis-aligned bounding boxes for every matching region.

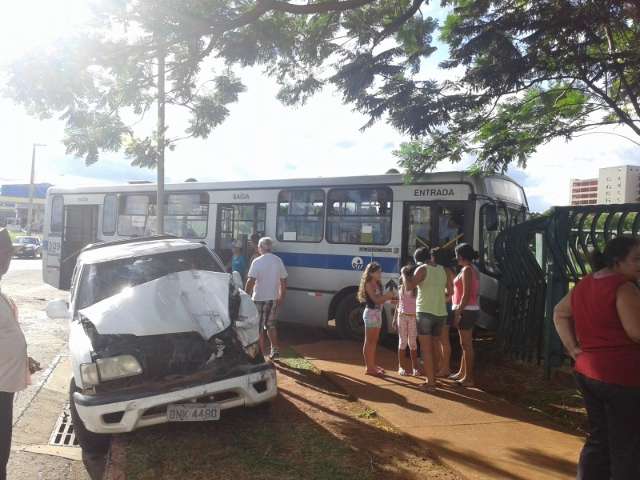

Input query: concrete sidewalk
[292,339,584,480]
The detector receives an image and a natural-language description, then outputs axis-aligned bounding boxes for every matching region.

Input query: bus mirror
[46,299,70,320]
[484,205,499,231]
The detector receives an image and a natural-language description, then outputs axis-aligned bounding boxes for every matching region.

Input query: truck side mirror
[46,299,70,320]
[484,205,499,231]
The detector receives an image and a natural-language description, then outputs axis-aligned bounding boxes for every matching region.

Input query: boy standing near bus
[245,237,288,360]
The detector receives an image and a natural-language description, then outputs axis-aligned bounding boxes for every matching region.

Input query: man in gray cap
[0,228,39,480]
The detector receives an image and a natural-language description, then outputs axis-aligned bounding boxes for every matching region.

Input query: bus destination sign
[413,187,455,197]
[396,184,471,202]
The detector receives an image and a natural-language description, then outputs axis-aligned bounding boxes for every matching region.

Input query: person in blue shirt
[230,244,248,281]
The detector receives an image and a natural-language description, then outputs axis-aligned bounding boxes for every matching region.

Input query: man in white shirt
[245,237,288,360]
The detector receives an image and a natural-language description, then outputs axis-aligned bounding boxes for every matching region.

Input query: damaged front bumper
[73,363,277,434]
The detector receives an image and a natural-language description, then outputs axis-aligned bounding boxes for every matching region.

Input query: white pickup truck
[47,237,277,452]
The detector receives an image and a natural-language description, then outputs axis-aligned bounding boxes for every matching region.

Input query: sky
[0,1,638,213]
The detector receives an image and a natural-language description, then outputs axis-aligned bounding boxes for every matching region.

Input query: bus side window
[164,193,209,239]
[117,194,152,236]
[277,189,324,242]
[50,196,64,235]
[327,188,392,245]
[103,194,117,236]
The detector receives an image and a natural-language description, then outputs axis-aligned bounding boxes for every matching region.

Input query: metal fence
[494,204,640,376]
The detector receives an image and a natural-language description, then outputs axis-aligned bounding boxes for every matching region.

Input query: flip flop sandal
[455,380,475,388]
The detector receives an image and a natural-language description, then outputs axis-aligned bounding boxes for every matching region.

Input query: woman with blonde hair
[357,262,395,377]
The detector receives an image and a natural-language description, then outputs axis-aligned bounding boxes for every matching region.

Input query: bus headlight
[96,355,143,381]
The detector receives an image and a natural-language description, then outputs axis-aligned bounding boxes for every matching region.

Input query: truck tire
[335,292,365,341]
[69,380,111,454]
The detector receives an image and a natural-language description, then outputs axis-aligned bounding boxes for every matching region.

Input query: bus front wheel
[336,293,365,341]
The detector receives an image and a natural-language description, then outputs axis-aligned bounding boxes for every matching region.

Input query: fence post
[543,209,569,378]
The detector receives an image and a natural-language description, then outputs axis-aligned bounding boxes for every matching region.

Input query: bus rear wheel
[336,293,365,341]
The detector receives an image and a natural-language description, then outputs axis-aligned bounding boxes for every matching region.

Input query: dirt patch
[124,348,459,480]
[475,343,587,433]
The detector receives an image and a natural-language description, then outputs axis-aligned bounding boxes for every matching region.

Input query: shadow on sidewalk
[278,368,557,480]
[294,338,583,437]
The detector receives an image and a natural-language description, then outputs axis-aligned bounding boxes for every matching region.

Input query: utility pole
[156,48,166,235]
[27,143,46,234]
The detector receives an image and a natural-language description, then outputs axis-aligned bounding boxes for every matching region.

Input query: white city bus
[42,172,528,339]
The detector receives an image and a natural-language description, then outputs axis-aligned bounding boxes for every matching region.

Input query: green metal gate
[494,204,640,376]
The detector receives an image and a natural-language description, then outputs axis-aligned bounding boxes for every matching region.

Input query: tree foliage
[5,1,640,174]
[394,0,640,174]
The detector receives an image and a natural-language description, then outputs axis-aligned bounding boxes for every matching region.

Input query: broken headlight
[80,355,143,386]
[97,355,143,381]
[244,342,260,360]
[80,363,100,387]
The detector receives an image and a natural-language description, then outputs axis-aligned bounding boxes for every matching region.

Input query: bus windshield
[480,204,527,275]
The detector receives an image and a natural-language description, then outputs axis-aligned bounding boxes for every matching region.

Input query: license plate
[167,403,220,422]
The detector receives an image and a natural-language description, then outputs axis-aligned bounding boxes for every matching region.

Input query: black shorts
[457,310,479,330]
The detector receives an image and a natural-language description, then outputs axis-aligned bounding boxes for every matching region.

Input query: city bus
[42,172,528,339]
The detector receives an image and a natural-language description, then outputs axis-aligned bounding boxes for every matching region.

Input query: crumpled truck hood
[78,270,231,339]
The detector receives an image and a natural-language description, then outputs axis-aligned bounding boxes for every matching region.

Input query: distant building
[0,183,52,231]
[570,165,640,206]
[597,165,640,205]
[570,178,598,206]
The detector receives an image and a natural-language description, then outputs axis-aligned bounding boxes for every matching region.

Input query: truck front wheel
[69,379,111,454]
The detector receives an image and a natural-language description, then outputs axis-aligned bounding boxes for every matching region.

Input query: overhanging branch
[373,0,424,45]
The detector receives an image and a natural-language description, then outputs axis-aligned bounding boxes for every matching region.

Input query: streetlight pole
[27,143,46,234]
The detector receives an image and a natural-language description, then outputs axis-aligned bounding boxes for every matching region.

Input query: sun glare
[0,0,90,62]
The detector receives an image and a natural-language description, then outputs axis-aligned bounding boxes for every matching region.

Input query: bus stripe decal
[275,252,400,274]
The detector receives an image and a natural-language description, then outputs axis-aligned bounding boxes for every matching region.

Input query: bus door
[60,205,99,290]
[402,203,436,266]
[402,201,472,266]
[215,203,266,266]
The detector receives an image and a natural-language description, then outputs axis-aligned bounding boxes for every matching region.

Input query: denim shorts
[363,308,382,329]
[417,312,447,336]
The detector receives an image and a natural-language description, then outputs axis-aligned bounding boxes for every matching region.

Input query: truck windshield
[76,247,223,310]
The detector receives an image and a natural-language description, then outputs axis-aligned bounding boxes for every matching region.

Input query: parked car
[12,236,42,258]
[46,237,277,453]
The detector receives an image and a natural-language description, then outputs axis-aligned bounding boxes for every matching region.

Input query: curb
[103,436,127,480]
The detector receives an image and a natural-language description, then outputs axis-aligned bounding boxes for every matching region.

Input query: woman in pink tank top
[450,243,480,387]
